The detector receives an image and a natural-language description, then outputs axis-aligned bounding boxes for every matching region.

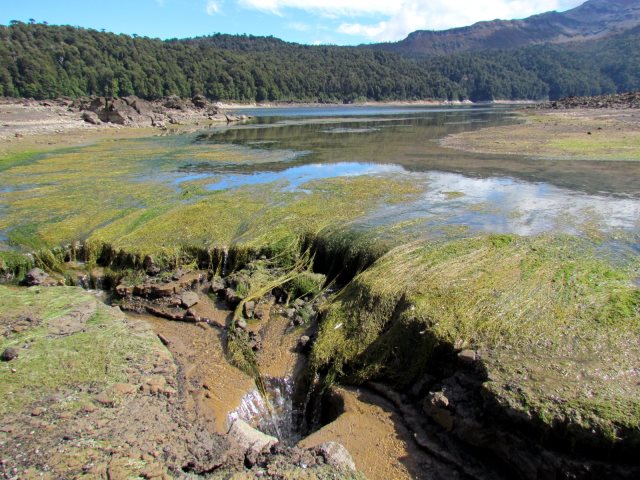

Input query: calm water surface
[167,105,640,250]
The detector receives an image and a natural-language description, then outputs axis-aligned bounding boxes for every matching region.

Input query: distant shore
[218,99,538,109]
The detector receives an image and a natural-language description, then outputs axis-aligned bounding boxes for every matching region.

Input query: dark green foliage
[0,22,638,102]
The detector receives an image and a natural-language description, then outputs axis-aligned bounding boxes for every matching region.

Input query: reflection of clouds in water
[376,171,640,237]
[206,162,404,192]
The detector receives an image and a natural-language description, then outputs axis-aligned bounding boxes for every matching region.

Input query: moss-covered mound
[311,234,640,453]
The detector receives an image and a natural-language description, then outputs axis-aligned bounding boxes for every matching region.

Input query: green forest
[0,21,638,102]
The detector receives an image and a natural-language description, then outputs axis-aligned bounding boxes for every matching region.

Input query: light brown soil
[139,313,255,435]
[300,387,455,480]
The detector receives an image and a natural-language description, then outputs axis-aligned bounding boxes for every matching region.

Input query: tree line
[0,22,638,102]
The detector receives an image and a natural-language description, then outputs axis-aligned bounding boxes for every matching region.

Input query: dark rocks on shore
[539,91,640,110]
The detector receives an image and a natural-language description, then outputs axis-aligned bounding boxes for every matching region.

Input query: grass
[0,286,161,416]
[311,234,640,450]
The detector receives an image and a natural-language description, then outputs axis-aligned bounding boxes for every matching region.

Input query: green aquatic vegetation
[0,251,33,280]
[311,234,640,445]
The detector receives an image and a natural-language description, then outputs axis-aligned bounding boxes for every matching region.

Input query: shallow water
[1,104,639,254]
[186,105,640,248]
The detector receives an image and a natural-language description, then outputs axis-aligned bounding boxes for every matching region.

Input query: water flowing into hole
[227,377,303,445]
[226,375,338,445]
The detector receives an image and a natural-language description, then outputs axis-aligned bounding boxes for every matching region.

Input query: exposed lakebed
[1,105,639,479]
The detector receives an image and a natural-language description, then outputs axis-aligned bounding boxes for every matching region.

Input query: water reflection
[206,162,404,191]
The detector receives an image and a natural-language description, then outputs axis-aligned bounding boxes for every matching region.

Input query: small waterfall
[227,377,302,445]
[221,248,229,277]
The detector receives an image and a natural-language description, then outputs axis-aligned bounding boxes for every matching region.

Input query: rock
[243,300,256,318]
[184,308,200,322]
[286,308,296,319]
[297,335,311,353]
[315,442,356,471]
[227,419,278,457]
[115,284,133,297]
[1,347,19,362]
[81,111,101,125]
[458,349,477,365]
[210,277,225,293]
[225,288,241,308]
[429,391,450,408]
[192,94,208,109]
[236,318,248,330]
[423,392,454,431]
[31,407,46,416]
[293,298,306,308]
[24,268,56,287]
[180,291,199,309]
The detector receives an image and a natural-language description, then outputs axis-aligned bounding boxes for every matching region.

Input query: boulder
[180,292,199,309]
[315,442,356,471]
[227,419,278,457]
[192,94,208,109]
[81,111,101,125]
[24,268,56,287]
[210,277,226,294]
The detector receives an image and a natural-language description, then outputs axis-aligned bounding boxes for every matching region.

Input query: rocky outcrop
[71,95,251,128]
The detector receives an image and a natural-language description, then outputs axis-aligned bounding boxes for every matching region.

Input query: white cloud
[288,22,310,32]
[206,0,222,15]
[237,0,587,41]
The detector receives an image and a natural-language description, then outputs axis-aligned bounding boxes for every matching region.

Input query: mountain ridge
[369,0,640,56]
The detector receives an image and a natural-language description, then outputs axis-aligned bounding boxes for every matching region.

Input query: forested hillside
[0,21,638,102]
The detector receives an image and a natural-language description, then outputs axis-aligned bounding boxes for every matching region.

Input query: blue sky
[1,0,586,45]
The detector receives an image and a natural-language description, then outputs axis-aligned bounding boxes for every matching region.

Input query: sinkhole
[226,376,343,445]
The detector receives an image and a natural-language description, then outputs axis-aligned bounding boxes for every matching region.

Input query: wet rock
[225,288,241,308]
[180,292,199,309]
[1,347,19,361]
[315,442,356,471]
[243,300,256,319]
[227,419,278,457]
[424,391,454,431]
[297,335,311,353]
[210,277,225,294]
